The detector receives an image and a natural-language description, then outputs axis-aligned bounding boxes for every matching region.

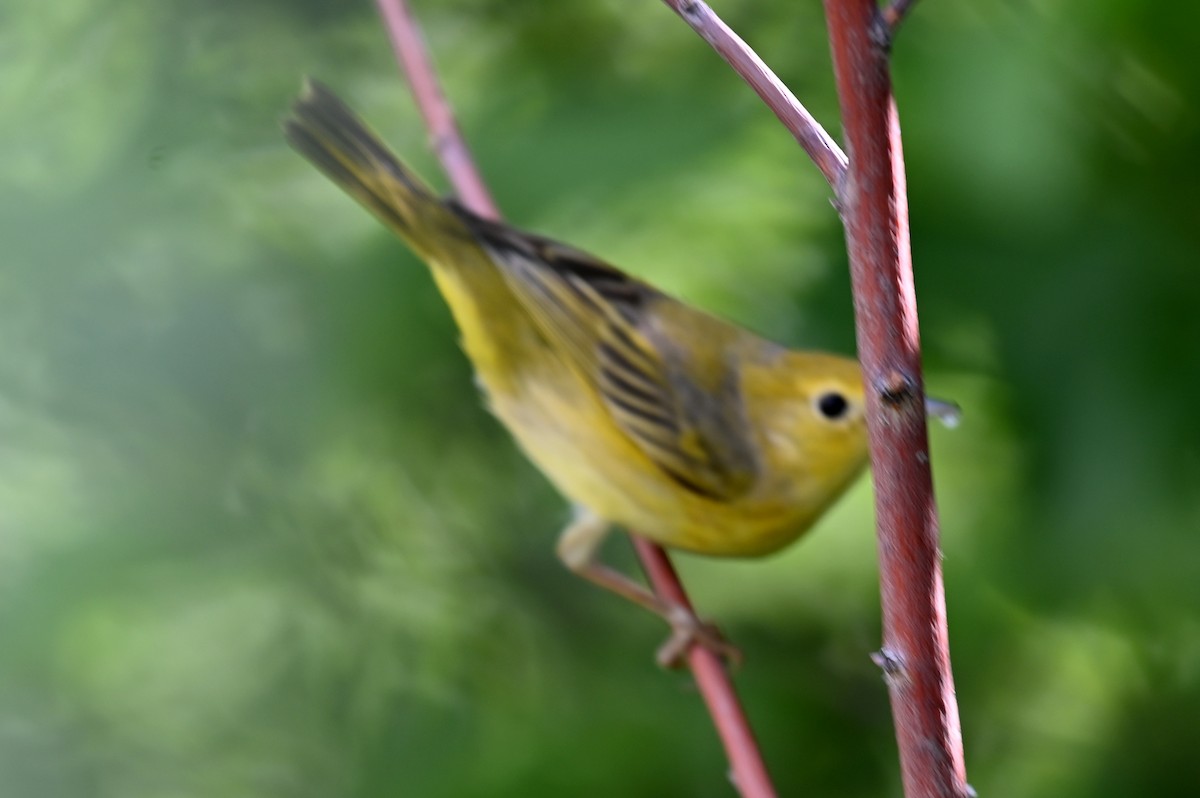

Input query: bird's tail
[283,79,463,261]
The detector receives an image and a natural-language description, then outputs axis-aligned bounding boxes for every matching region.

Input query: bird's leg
[556,507,741,668]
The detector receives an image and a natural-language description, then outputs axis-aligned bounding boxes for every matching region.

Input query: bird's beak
[925,396,961,429]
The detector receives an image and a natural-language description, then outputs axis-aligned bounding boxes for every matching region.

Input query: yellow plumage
[285,80,873,662]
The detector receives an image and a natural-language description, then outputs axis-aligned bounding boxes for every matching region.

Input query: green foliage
[2,0,1197,795]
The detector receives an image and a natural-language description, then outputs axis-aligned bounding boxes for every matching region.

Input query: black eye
[816,392,849,420]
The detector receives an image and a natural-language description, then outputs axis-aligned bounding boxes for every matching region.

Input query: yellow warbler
[285,80,934,664]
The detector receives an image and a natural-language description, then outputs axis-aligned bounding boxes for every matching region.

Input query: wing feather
[454,206,759,500]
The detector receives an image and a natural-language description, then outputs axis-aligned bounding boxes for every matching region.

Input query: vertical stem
[821,1,969,797]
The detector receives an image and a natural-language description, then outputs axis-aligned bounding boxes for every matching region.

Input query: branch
[374,0,499,219]
[373,2,776,796]
[876,0,919,50]
[659,0,847,191]
[821,1,970,797]
[633,538,776,798]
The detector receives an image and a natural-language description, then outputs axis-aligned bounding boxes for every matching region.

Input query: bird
[283,79,949,666]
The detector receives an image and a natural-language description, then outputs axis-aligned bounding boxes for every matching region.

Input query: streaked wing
[455,206,759,500]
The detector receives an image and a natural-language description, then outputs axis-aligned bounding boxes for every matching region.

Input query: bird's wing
[458,208,759,501]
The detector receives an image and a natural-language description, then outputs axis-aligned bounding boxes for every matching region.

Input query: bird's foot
[656,604,743,670]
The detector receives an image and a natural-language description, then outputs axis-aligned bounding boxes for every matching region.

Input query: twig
[633,538,777,798]
[372,1,776,796]
[373,0,499,219]
[821,1,970,797]
[659,0,847,191]
[877,0,919,48]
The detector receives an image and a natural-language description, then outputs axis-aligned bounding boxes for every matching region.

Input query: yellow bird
[284,80,935,664]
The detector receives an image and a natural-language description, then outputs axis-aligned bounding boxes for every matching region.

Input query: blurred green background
[3,0,1198,795]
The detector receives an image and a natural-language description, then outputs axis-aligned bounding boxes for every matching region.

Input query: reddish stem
[633,538,777,798]
[822,1,969,797]
[879,0,919,42]
[373,1,775,795]
[373,0,500,219]
[659,0,847,190]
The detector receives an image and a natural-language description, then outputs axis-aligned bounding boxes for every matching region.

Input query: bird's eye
[816,391,850,420]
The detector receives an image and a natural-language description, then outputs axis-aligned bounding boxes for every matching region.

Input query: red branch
[879,0,920,44]
[633,538,776,798]
[373,1,776,796]
[660,2,969,790]
[659,0,847,190]
[374,0,499,219]
[822,1,970,797]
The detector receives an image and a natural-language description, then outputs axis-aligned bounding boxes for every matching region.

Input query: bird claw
[655,604,743,670]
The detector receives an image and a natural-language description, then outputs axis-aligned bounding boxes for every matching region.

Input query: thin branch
[633,538,777,798]
[659,0,847,191]
[878,0,919,48]
[372,1,776,796]
[373,0,499,219]
[822,1,970,797]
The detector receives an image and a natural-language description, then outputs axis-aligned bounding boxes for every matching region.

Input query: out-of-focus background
[3,1,1197,796]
